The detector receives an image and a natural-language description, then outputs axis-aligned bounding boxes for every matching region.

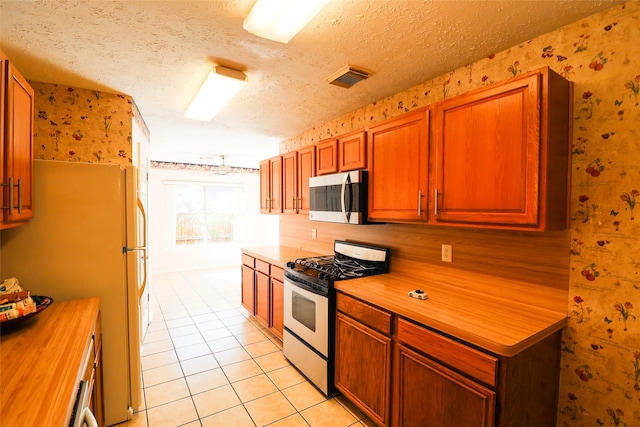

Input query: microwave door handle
[341,173,348,223]
[341,173,353,223]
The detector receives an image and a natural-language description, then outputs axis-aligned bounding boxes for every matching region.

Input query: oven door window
[292,291,316,332]
[284,277,329,357]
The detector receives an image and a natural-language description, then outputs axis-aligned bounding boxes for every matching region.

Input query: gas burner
[298,255,335,270]
[286,241,390,287]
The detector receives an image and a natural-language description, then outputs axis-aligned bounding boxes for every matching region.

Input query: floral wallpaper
[31,82,142,165]
[282,2,640,425]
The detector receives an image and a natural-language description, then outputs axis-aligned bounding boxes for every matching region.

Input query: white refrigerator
[0,159,149,426]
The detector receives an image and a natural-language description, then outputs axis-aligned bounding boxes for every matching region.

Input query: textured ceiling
[0,0,623,168]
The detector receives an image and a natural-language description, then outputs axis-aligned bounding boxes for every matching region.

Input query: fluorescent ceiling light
[184,66,247,121]
[243,0,330,44]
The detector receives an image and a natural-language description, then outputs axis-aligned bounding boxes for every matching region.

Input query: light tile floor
[113,267,376,427]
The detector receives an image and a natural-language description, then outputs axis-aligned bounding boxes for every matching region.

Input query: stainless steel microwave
[309,170,367,224]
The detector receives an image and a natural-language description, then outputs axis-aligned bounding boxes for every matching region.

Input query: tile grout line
[135,268,371,427]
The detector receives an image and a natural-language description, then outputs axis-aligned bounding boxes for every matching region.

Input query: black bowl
[0,296,53,329]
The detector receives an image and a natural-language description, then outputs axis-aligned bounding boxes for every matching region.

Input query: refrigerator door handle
[122,245,147,297]
[138,247,147,298]
[123,197,148,297]
[136,198,147,247]
[137,198,147,298]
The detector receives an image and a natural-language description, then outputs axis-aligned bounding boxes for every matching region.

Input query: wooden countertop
[1,297,100,426]
[242,245,322,267]
[241,246,566,357]
[335,271,566,357]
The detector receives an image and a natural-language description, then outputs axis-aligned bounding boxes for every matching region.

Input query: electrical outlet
[441,244,452,262]
[312,229,317,239]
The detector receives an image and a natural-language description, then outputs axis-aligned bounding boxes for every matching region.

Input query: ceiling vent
[327,65,371,88]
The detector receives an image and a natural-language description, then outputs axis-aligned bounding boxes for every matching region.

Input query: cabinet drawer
[255,259,270,275]
[271,265,284,282]
[336,292,392,336]
[397,318,498,387]
[242,254,255,268]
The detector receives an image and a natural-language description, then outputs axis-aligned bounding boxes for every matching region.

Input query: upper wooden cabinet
[316,138,338,175]
[367,109,430,222]
[1,50,35,229]
[283,146,315,214]
[282,151,298,214]
[338,130,366,171]
[297,146,315,213]
[266,67,570,230]
[316,131,366,176]
[259,155,282,214]
[430,67,570,231]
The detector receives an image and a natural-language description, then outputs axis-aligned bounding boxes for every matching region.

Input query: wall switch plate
[312,229,317,239]
[442,244,452,262]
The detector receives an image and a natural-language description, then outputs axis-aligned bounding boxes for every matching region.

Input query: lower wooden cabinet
[241,264,255,314]
[335,291,562,427]
[395,344,495,427]
[270,277,284,339]
[0,298,104,426]
[255,271,270,327]
[335,312,392,427]
[240,252,285,339]
[335,292,393,426]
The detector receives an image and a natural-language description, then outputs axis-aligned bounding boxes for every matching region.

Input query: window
[175,184,243,245]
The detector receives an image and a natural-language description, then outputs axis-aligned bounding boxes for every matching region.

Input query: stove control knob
[319,273,327,280]
[286,261,295,269]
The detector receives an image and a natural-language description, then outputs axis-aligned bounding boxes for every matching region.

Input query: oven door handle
[340,173,352,223]
[284,275,329,297]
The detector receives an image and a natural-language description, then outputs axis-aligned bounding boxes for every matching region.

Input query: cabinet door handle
[8,177,14,216]
[417,191,423,217]
[1,177,21,215]
[16,178,23,214]
[434,188,439,216]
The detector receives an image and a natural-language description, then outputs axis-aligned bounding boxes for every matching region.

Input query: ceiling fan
[190,154,259,174]
[216,155,232,175]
